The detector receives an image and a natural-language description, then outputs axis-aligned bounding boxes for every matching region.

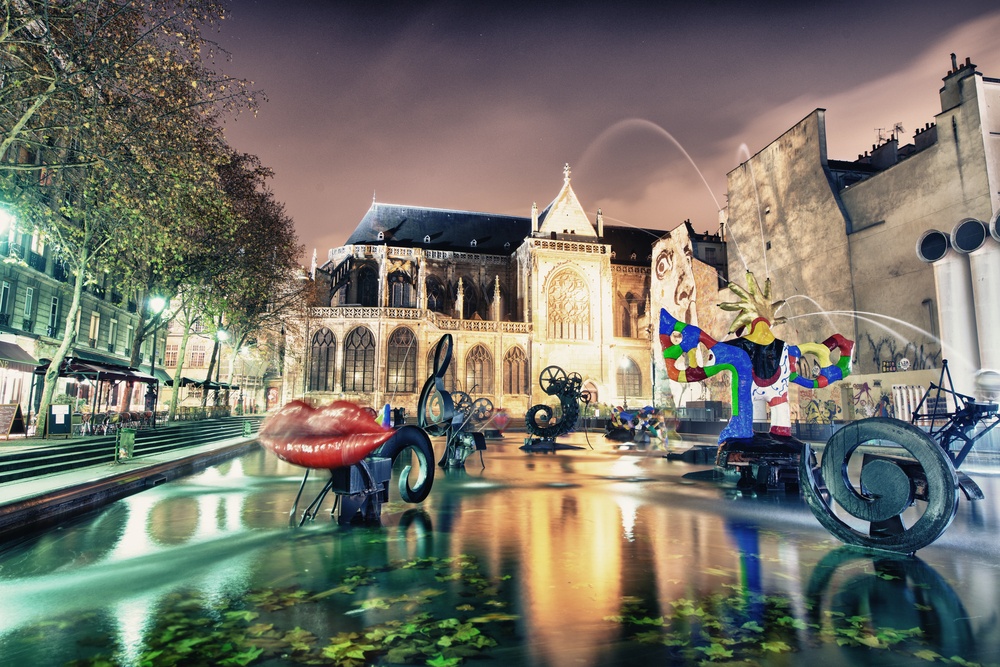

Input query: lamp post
[215,329,229,410]
[147,296,167,427]
[620,357,630,411]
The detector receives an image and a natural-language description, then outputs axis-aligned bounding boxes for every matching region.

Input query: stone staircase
[0,416,263,486]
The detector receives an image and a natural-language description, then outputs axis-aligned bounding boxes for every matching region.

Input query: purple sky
[215,1,1000,262]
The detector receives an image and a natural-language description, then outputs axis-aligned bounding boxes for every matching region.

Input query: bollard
[115,428,137,463]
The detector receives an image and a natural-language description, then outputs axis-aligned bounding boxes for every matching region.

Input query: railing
[527,238,609,254]
[53,262,69,282]
[26,251,45,271]
[0,241,24,260]
[308,306,533,334]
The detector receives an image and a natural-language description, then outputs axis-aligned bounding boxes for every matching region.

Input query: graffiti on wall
[796,388,843,424]
[865,334,940,374]
[850,381,895,419]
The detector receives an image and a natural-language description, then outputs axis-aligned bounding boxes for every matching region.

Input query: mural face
[653,233,697,327]
[651,232,704,406]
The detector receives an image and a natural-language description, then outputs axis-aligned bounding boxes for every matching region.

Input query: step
[0,417,262,486]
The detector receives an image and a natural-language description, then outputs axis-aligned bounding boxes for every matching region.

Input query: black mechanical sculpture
[450,390,495,432]
[801,360,999,554]
[521,365,585,452]
[417,334,487,468]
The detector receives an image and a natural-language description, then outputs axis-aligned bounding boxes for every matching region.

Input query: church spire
[536,162,598,239]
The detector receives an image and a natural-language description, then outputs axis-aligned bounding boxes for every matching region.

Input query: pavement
[0,429,261,539]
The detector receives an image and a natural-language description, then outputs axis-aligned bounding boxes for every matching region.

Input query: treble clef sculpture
[417,334,486,468]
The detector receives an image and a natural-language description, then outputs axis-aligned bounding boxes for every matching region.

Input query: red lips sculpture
[259,399,395,470]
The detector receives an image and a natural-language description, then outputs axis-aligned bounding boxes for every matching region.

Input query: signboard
[48,404,72,438]
[0,403,26,439]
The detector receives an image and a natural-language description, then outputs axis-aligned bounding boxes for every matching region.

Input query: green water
[1,434,998,666]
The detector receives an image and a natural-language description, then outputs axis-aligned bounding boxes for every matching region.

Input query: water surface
[1,431,998,666]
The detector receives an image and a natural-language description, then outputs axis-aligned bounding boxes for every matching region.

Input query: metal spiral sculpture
[523,366,584,449]
[417,334,487,468]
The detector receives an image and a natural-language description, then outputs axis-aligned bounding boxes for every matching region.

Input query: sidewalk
[0,430,259,539]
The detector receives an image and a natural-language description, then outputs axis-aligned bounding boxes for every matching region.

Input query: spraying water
[574,117,760,274]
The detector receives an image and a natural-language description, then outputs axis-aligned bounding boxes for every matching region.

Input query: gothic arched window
[547,269,590,340]
[426,277,446,313]
[386,327,417,393]
[617,357,641,402]
[503,346,528,395]
[466,345,493,394]
[343,326,376,392]
[426,345,457,391]
[458,279,480,319]
[309,327,336,392]
[388,272,413,308]
[357,266,378,307]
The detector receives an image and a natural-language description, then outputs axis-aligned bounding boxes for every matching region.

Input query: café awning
[0,341,39,373]
[34,356,157,384]
[163,377,238,390]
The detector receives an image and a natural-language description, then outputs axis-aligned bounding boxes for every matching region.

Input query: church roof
[603,225,667,266]
[340,166,668,262]
[345,202,532,255]
[535,164,598,238]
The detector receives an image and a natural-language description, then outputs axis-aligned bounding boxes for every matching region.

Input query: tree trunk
[168,325,194,421]
[36,243,89,436]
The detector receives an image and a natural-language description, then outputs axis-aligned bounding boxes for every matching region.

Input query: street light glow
[149,296,167,314]
[0,208,14,231]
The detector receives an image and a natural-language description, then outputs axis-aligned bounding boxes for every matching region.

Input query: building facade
[284,166,689,419]
[0,215,169,423]
[725,54,1000,419]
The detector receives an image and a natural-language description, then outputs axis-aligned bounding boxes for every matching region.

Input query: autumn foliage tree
[2,0,259,433]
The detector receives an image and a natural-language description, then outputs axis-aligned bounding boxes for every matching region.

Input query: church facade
[283,166,675,420]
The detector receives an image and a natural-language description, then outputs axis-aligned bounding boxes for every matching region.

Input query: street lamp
[620,357,630,411]
[215,329,229,410]
[147,296,167,427]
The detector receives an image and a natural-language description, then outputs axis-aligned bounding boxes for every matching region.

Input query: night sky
[214,1,1000,262]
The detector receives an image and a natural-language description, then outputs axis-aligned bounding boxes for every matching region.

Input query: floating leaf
[695,642,733,659]
[468,613,519,624]
[703,567,731,577]
[284,627,317,652]
[225,611,259,623]
[912,649,942,661]
[761,640,791,653]
[219,646,264,666]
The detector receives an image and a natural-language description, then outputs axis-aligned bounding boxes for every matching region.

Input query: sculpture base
[665,445,717,464]
[716,432,812,494]
[520,437,584,452]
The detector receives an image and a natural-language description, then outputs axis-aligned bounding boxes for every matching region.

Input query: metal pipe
[916,229,980,397]
[951,217,1000,372]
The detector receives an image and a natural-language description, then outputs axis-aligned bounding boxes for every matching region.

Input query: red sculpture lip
[259,400,395,470]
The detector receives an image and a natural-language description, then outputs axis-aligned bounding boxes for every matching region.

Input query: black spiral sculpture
[417,334,486,468]
[522,365,584,451]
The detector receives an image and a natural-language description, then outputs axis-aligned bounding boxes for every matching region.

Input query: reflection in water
[806,548,975,661]
[0,439,996,665]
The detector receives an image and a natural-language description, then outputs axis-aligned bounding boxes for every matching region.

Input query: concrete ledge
[0,439,259,540]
